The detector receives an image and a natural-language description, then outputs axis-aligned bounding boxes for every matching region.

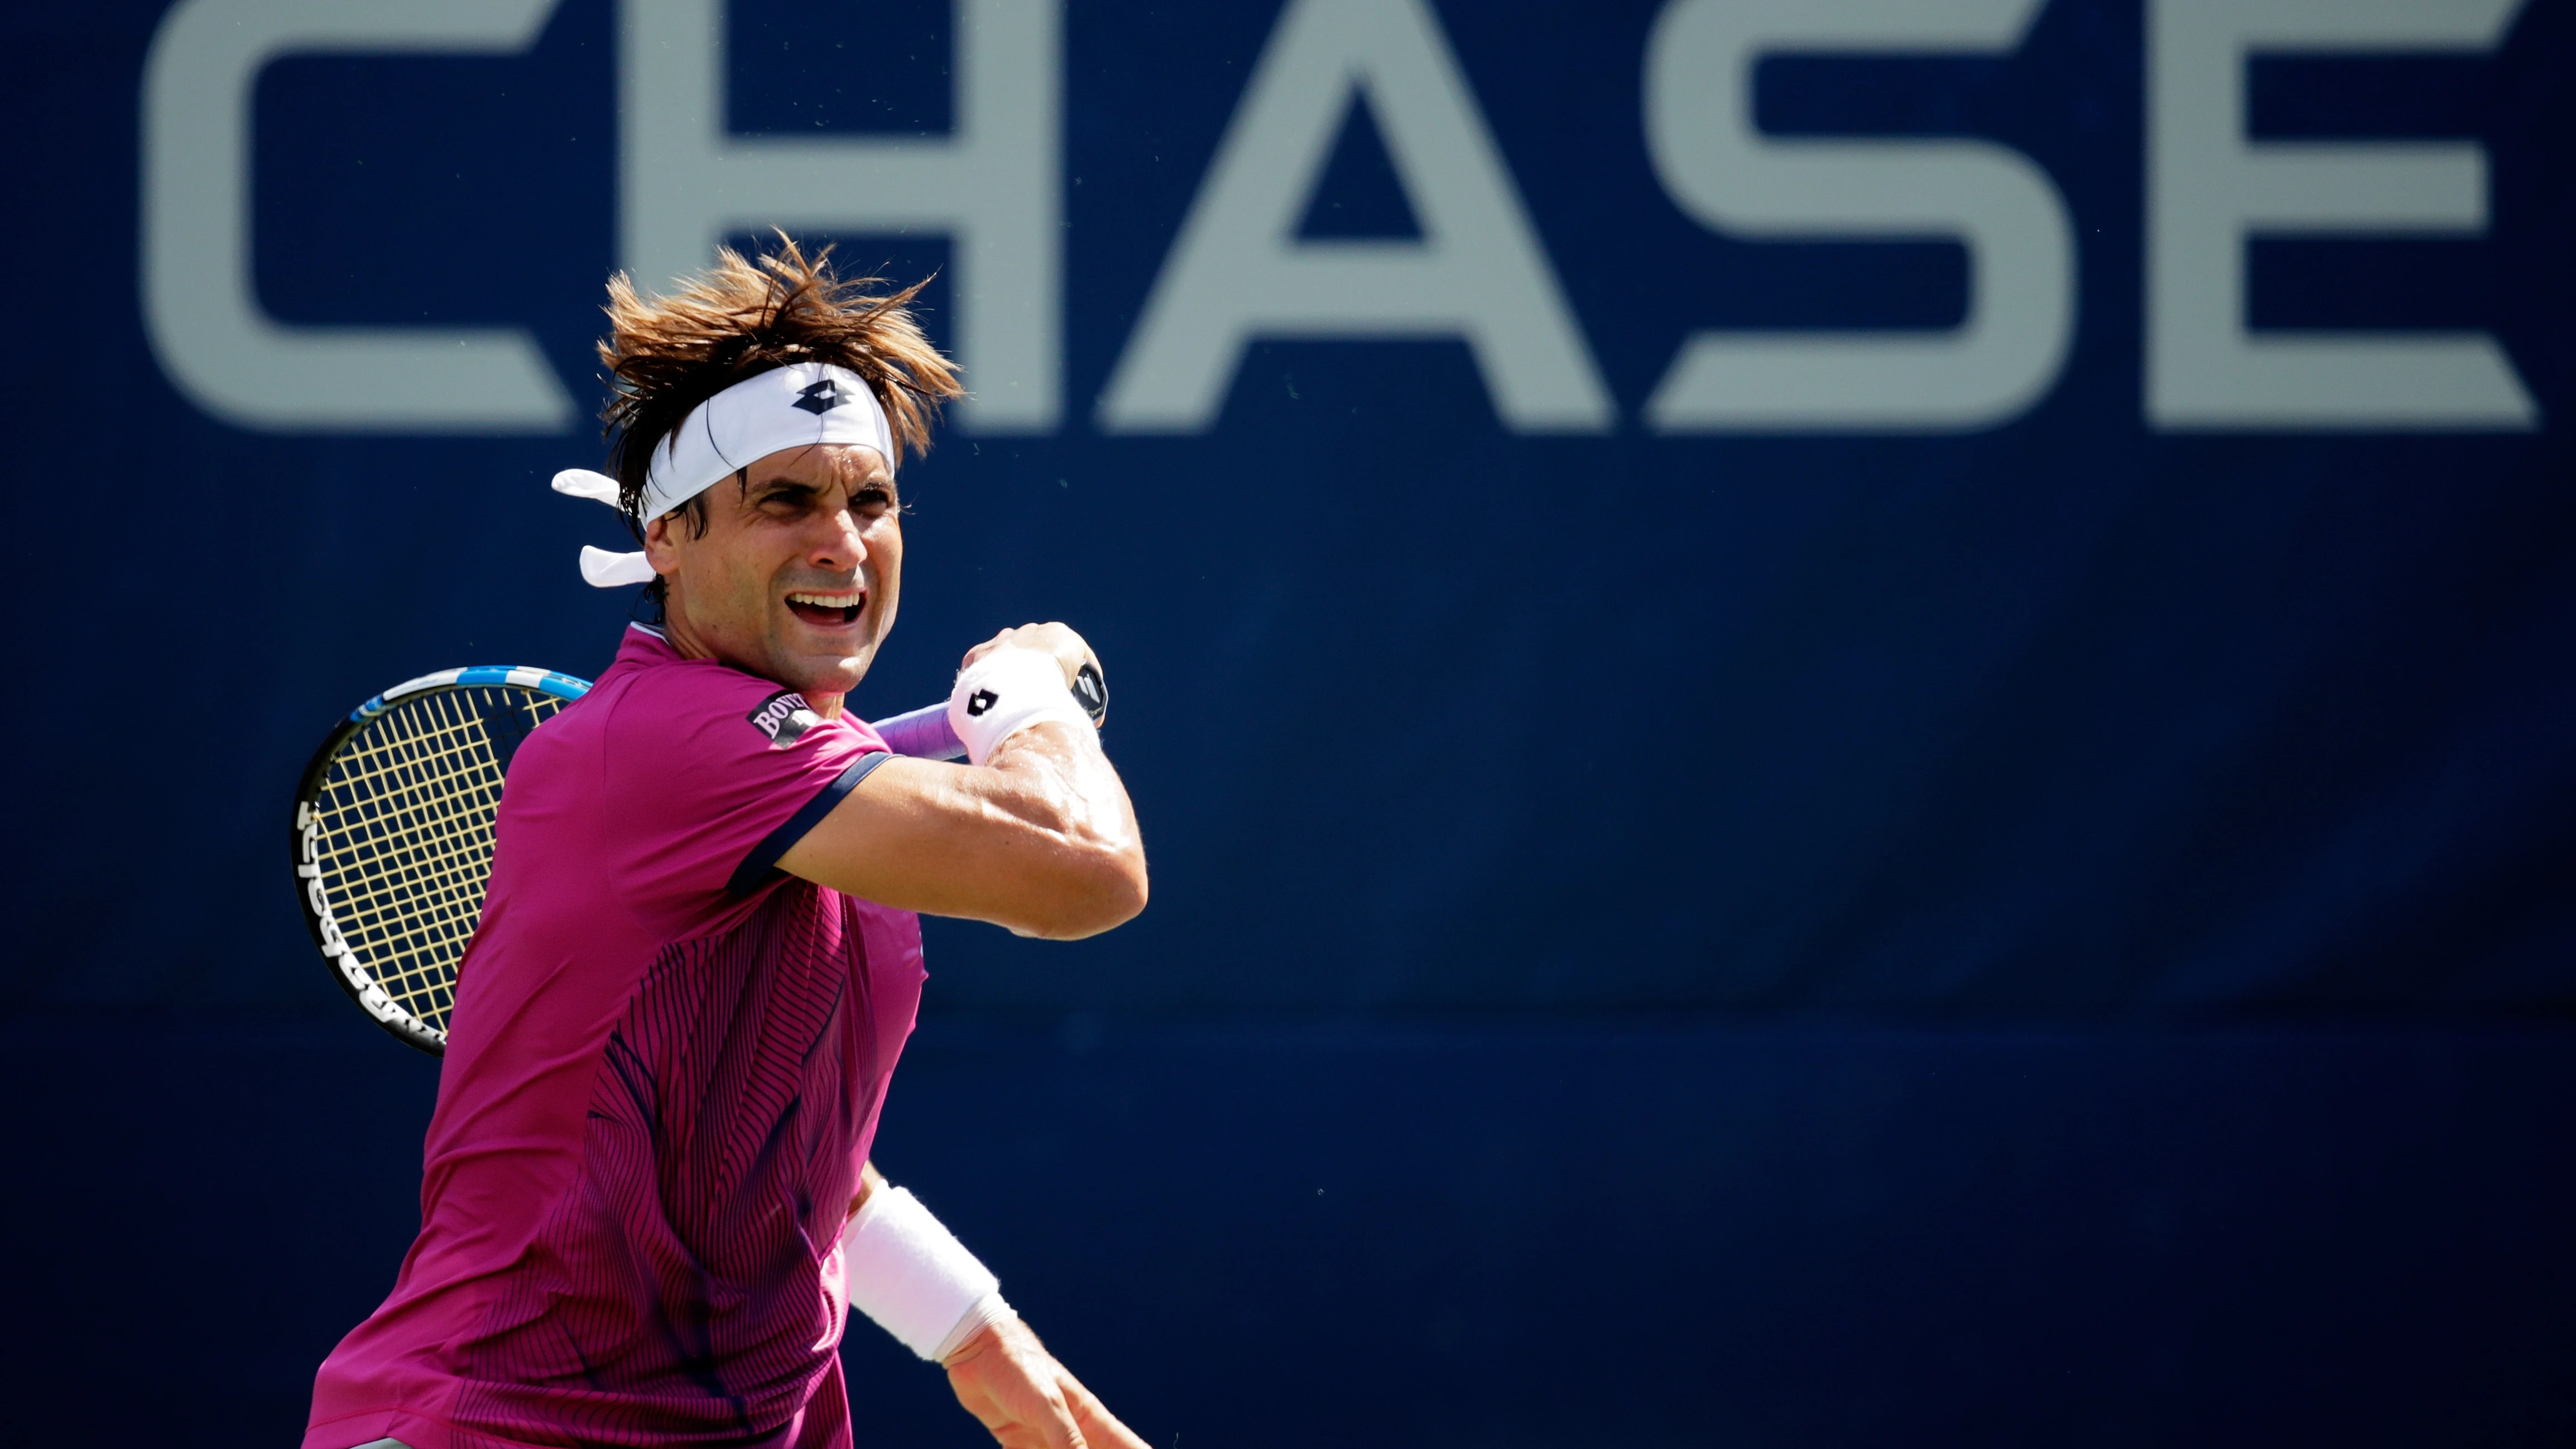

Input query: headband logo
[793,378,847,416]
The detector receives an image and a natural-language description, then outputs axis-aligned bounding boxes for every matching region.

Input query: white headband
[551,361,895,588]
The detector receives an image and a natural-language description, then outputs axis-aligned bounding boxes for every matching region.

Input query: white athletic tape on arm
[933,1288,1017,1363]
[947,648,1094,767]
[844,1186,1011,1363]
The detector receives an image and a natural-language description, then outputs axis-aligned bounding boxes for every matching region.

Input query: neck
[656,585,718,663]
[657,585,847,718]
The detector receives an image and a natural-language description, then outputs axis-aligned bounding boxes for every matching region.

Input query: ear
[642,512,684,578]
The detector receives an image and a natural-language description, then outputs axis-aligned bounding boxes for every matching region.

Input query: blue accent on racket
[353,665,592,722]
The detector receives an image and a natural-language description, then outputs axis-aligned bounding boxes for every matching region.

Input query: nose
[805,504,868,572]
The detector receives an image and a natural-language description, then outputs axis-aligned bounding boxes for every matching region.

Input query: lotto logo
[966,689,998,718]
[747,690,821,748]
[793,378,845,415]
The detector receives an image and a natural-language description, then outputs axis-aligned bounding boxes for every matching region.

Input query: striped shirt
[305,626,925,1449]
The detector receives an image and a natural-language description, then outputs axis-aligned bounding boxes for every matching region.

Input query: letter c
[140,0,576,432]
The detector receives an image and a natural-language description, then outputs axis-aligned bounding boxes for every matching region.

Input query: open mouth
[784,588,866,627]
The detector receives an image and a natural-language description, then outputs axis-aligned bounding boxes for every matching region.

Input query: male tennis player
[303,242,1150,1449]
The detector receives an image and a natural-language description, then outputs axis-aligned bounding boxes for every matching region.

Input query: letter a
[1097,0,1612,433]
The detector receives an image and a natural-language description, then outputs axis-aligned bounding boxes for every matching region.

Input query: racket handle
[869,702,967,761]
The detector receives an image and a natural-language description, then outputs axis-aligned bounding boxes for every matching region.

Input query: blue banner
[6,0,2569,1015]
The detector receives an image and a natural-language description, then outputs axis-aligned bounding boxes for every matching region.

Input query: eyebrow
[745,473,895,499]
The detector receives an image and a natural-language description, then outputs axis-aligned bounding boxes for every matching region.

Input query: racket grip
[869,702,967,761]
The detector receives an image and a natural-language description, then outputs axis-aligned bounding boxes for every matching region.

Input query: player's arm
[778,623,1147,940]
[845,1162,1150,1449]
[943,1316,1147,1449]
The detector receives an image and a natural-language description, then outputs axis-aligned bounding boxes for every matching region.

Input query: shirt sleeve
[597,660,891,938]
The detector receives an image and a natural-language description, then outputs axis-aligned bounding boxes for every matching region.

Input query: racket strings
[307,687,569,1036]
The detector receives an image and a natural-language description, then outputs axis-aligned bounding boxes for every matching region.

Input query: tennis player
[302,242,1150,1449]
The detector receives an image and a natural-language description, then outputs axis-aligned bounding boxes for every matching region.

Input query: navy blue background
[2,0,2570,1443]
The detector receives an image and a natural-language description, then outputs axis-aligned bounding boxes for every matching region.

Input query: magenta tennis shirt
[305,625,925,1449]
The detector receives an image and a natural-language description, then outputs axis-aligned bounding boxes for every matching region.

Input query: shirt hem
[304,1405,460,1449]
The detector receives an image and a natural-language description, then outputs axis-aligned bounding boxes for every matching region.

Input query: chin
[780,641,874,696]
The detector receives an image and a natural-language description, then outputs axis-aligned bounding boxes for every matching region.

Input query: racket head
[290,666,591,1054]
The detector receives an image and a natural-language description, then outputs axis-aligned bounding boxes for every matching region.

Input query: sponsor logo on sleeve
[748,690,823,748]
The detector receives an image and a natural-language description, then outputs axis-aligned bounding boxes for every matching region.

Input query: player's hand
[941,1315,1148,1449]
[961,623,1102,701]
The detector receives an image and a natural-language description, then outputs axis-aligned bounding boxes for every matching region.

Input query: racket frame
[290,666,591,1054]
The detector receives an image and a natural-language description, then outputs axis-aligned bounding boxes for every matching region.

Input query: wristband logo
[965,688,998,718]
[747,690,823,748]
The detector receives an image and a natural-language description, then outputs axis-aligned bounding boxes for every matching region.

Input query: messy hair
[595,234,964,540]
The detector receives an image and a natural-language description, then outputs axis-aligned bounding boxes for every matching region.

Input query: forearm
[781,733,1145,936]
[842,1167,1015,1363]
[850,1159,887,1222]
[843,1164,1147,1449]
[939,646,1144,926]
[781,628,1147,935]
[975,723,1148,936]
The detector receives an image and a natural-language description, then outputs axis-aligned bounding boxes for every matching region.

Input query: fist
[963,623,1105,722]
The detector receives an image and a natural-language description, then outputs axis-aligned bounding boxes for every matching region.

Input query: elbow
[1023,846,1148,940]
[1104,850,1151,928]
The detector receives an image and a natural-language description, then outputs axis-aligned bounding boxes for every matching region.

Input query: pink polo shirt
[305,625,925,1449]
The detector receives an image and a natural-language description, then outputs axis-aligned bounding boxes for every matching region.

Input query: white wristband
[933,1288,1018,1363]
[948,647,1093,766]
[843,1186,1010,1362]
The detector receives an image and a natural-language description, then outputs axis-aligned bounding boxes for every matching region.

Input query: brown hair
[595,234,964,540]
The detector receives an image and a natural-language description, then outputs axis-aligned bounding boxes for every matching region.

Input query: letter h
[620,0,1061,432]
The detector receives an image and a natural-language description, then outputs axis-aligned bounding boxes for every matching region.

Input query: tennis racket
[290,666,1002,1054]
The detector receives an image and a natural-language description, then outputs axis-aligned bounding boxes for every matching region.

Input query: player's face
[648,442,902,706]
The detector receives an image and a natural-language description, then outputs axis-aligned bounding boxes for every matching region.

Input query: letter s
[1641,0,2076,432]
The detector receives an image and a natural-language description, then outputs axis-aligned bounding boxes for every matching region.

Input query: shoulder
[607,657,832,758]
[588,655,887,901]
[615,650,788,718]
[593,640,882,802]
[580,628,787,746]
